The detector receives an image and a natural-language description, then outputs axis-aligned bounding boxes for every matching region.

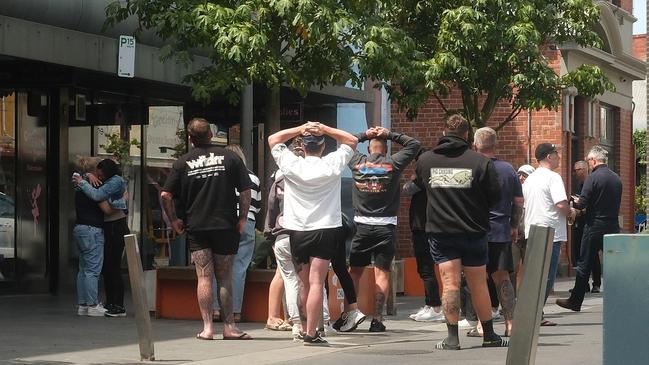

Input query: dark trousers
[102,217,129,307]
[568,219,618,306]
[412,231,441,307]
[331,238,357,304]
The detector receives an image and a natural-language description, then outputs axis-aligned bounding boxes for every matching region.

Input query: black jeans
[568,219,618,306]
[412,230,441,307]
[331,238,357,305]
[102,217,129,307]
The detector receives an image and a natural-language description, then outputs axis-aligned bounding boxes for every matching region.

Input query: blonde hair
[225,144,247,167]
[75,156,102,174]
[474,127,497,151]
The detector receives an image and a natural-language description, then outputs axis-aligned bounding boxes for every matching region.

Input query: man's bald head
[187,118,213,146]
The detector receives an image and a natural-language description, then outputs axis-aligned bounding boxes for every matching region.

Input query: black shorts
[429,233,488,267]
[187,229,240,255]
[289,227,343,265]
[487,242,514,274]
[349,223,396,271]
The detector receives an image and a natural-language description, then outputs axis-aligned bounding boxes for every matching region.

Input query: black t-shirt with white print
[162,144,253,232]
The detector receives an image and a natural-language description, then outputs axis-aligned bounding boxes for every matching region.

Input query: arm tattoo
[510,203,523,228]
[161,194,178,221]
[238,189,251,221]
[497,280,516,321]
[442,289,461,324]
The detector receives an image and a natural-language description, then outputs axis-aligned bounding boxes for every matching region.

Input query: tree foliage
[105,0,364,103]
[357,0,615,129]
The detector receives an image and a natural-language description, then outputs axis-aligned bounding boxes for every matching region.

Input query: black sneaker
[591,285,600,293]
[332,316,345,331]
[105,305,126,317]
[369,319,386,332]
[303,331,329,346]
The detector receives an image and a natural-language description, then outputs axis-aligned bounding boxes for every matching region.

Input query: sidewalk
[0,278,602,365]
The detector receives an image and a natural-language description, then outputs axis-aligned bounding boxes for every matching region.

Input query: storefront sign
[118,35,136,78]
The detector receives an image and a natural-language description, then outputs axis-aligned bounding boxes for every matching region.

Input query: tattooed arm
[237,189,252,234]
[160,191,184,234]
[510,196,524,242]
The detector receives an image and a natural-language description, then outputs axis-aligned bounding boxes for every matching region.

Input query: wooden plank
[506,225,555,365]
[124,234,155,361]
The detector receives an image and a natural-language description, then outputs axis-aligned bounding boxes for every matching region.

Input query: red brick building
[392,1,645,263]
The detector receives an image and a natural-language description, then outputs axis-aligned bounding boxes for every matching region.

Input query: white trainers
[458,318,477,329]
[340,308,367,332]
[414,307,445,322]
[87,303,107,317]
[491,307,501,321]
[409,306,428,320]
[292,323,303,341]
[77,305,88,316]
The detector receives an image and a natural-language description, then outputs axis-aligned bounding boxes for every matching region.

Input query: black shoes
[303,331,329,346]
[369,319,386,332]
[591,285,601,293]
[555,298,581,312]
[105,304,127,317]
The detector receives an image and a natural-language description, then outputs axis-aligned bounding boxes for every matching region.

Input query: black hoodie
[415,135,500,235]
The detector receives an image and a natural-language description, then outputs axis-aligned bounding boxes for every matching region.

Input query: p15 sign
[118,35,136,78]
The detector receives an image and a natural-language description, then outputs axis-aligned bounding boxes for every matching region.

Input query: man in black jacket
[557,145,622,312]
[415,114,507,350]
[347,126,421,332]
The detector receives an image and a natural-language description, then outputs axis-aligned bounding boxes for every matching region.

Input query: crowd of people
[72,114,621,350]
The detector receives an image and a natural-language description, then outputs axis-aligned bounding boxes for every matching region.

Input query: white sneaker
[414,307,445,322]
[458,318,477,329]
[77,305,88,316]
[409,306,428,320]
[491,308,501,321]
[292,323,303,342]
[87,303,107,317]
[340,309,367,332]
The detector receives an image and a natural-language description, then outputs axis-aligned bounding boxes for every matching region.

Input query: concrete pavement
[0,278,602,365]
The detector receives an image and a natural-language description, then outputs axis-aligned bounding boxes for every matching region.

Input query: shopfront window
[0,93,16,281]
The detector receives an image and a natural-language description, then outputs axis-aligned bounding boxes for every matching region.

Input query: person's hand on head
[365,127,379,139]
[87,172,102,187]
[306,122,324,136]
[375,127,390,138]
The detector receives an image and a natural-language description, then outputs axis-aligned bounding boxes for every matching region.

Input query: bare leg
[374,267,390,321]
[491,270,515,334]
[191,249,216,339]
[302,257,330,337]
[463,265,493,322]
[213,253,248,338]
[296,262,310,332]
[267,267,285,324]
[438,260,462,324]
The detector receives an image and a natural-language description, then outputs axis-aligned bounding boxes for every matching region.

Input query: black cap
[535,143,557,161]
[302,135,325,146]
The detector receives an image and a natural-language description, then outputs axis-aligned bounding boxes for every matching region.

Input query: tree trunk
[264,84,281,188]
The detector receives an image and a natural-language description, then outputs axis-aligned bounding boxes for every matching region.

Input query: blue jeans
[544,241,562,303]
[74,224,104,306]
[214,219,256,313]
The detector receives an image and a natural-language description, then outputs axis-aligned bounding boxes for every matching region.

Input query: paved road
[0,279,602,365]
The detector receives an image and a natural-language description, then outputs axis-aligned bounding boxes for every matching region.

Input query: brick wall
[632,34,646,61]
[619,0,632,13]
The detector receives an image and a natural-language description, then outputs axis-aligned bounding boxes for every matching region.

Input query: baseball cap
[517,164,535,177]
[302,135,325,146]
[535,143,557,161]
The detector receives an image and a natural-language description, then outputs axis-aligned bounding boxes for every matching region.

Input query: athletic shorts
[289,227,343,265]
[429,233,488,267]
[487,242,514,274]
[187,229,240,255]
[349,223,396,271]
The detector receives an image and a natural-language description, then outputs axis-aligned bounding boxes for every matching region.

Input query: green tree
[357,0,615,129]
[105,0,364,181]
[633,129,647,216]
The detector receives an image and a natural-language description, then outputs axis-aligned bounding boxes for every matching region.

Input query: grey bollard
[603,234,649,364]
[124,234,155,361]
[506,225,555,365]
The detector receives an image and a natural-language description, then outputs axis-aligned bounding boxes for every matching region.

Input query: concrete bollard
[506,225,555,365]
[124,234,155,361]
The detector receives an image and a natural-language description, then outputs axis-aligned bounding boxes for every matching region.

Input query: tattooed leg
[191,249,215,338]
[493,271,515,332]
[214,253,242,337]
[438,260,462,324]
[374,267,390,321]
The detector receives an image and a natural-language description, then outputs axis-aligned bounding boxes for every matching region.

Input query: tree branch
[433,94,449,114]
[494,106,523,131]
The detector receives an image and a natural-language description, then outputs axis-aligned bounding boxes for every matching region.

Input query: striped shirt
[236,171,261,220]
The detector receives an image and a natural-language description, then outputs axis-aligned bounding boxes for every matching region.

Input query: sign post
[118,35,136,78]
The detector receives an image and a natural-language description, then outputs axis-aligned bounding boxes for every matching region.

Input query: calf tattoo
[442,289,460,324]
[497,280,516,321]
[374,292,386,321]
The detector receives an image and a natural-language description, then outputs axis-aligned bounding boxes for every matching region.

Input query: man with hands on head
[161,117,253,341]
[268,121,357,346]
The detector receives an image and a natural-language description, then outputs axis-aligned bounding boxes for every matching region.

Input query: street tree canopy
[358,0,616,129]
[105,0,363,104]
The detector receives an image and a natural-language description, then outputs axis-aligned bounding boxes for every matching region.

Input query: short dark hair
[187,118,211,145]
[444,114,470,137]
[97,158,120,179]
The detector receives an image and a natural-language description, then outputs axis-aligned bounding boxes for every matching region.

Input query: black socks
[446,323,460,346]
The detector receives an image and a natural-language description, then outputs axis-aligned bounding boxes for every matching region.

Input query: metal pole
[505,225,555,365]
[124,234,155,361]
[240,83,253,165]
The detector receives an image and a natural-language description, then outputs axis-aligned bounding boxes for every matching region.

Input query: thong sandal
[224,332,253,340]
[540,320,557,326]
[196,333,214,341]
[265,320,292,331]
[482,337,509,347]
[467,328,483,337]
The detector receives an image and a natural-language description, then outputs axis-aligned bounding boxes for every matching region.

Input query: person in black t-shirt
[161,118,253,341]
